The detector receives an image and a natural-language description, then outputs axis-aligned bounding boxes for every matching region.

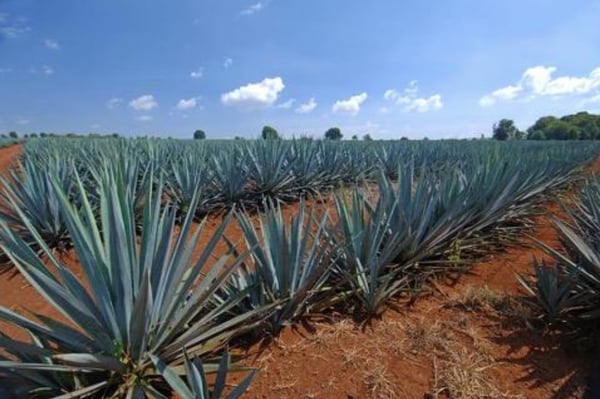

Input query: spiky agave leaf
[151,348,257,399]
[0,165,270,397]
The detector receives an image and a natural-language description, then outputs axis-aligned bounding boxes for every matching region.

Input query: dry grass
[402,318,454,356]
[448,285,534,328]
[431,347,518,399]
[363,362,398,399]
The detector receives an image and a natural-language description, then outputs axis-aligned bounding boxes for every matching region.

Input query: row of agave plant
[519,175,600,327]
[0,139,599,397]
[2,138,599,253]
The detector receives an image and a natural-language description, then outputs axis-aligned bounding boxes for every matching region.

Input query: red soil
[0,145,598,398]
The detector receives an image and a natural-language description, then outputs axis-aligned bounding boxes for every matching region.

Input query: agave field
[0,138,599,397]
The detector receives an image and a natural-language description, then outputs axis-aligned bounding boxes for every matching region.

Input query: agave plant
[152,349,256,399]
[210,149,250,211]
[0,156,75,251]
[328,188,408,316]
[215,201,336,330]
[519,176,600,324]
[165,150,213,218]
[244,141,297,205]
[0,168,268,397]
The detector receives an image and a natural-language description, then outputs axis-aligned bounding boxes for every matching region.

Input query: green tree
[544,120,580,140]
[561,112,600,140]
[527,116,558,140]
[8,131,18,138]
[261,125,280,140]
[363,134,373,141]
[324,127,343,140]
[193,129,206,140]
[351,134,358,140]
[492,119,518,141]
[528,130,546,140]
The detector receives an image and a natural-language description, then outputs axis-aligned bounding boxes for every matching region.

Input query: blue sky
[1,0,600,139]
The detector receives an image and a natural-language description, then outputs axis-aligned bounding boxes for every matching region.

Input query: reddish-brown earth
[0,144,598,398]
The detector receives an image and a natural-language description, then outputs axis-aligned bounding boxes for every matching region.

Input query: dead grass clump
[402,319,454,355]
[449,285,534,328]
[432,347,518,399]
[363,362,397,399]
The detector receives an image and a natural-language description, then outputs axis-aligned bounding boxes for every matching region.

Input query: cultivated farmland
[0,138,599,398]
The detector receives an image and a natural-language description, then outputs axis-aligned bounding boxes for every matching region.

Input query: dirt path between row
[0,145,598,398]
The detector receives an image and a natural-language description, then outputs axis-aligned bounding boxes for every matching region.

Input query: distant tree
[351,134,358,140]
[193,129,206,140]
[528,130,546,140]
[561,111,600,140]
[261,126,280,140]
[112,133,120,138]
[545,120,580,140]
[363,134,373,141]
[400,136,409,141]
[234,136,245,140]
[8,131,18,138]
[492,119,519,141]
[514,129,525,140]
[324,127,343,140]
[526,114,590,140]
[24,134,29,138]
[527,116,558,140]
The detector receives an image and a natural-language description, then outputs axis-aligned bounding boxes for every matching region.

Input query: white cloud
[383,89,399,101]
[277,99,296,109]
[221,77,285,108]
[295,98,317,114]
[224,58,233,68]
[176,97,199,111]
[106,98,123,109]
[44,39,60,50]
[0,14,30,39]
[31,65,55,75]
[405,95,443,112]
[479,96,496,107]
[332,93,368,116]
[41,65,54,75]
[90,124,101,129]
[384,82,443,112]
[241,1,267,15]
[480,65,600,106]
[15,117,30,125]
[129,95,158,111]
[0,68,12,73]
[136,115,153,122]
[190,67,204,79]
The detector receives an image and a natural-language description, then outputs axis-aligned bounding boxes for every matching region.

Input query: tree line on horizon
[493,111,600,141]
[5,111,599,141]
